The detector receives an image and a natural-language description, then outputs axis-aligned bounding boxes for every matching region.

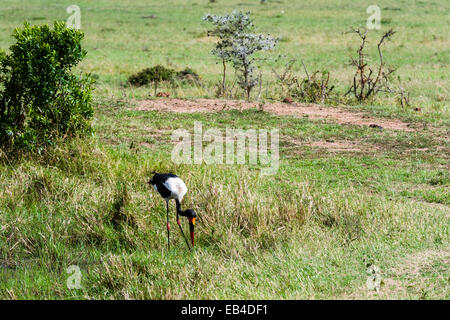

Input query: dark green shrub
[128,65,175,95]
[0,50,6,93]
[0,21,94,152]
[128,69,152,87]
[176,67,201,83]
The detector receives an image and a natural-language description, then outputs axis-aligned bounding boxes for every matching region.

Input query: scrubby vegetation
[344,28,397,102]
[128,65,201,95]
[128,65,175,94]
[294,70,335,104]
[175,67,201,84]
[0,22,94,152]
[272,58,336,104]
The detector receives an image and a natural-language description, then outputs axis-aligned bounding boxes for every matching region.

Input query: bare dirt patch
[135,98,414,131]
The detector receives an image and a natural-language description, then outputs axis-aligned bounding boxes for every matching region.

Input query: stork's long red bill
[189,217,195,246]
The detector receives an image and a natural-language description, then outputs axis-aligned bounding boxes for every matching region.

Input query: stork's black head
[182,209,196,218]
[147,171,158,185]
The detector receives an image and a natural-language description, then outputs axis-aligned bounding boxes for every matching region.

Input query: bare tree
[345,28,396,102]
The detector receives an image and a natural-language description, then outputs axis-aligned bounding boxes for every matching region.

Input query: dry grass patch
[282,136,382,156]
[343,247,450,299]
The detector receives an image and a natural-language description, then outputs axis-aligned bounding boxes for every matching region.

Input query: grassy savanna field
[0,0,449,299]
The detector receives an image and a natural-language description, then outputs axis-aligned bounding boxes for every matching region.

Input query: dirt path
[135,98,415,131]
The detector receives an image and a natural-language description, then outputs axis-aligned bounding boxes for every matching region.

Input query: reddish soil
[135,98,414,131]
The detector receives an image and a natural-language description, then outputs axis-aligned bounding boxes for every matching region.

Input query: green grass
[0,0,449,299]
[0,0,448,118]
[1,106,448,299]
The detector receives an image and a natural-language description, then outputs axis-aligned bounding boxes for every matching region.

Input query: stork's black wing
[149,173,178,199]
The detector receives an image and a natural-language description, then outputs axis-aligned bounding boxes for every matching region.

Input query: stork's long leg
[177,212,191,250]
[166,200,170,251]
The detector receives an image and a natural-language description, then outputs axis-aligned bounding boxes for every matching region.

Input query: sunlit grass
[0,0,448,299]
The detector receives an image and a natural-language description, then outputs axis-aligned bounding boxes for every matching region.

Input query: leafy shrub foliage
[204,10,277,100]
[128,65,201,94]
[0,22,94,152]
[128,65,175,95]
[203,10,253,96]
[0,50,5,63]
[176,67,201,83]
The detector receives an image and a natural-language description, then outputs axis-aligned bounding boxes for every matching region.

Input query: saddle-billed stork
[148,172,196,250]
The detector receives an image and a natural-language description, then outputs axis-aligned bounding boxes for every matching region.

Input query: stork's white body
[152,176,187,202]
[149,172,195,250]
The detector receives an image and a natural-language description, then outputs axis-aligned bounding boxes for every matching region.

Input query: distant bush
[176,67,201,83]
[128,65,175,95]
[0,22,94,152]
[128,65,201,94]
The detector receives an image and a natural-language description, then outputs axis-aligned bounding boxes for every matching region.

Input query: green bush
[128,66,201,94]
[0,21,95,152]
[128,65,175,95]
[176,67,201,83]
